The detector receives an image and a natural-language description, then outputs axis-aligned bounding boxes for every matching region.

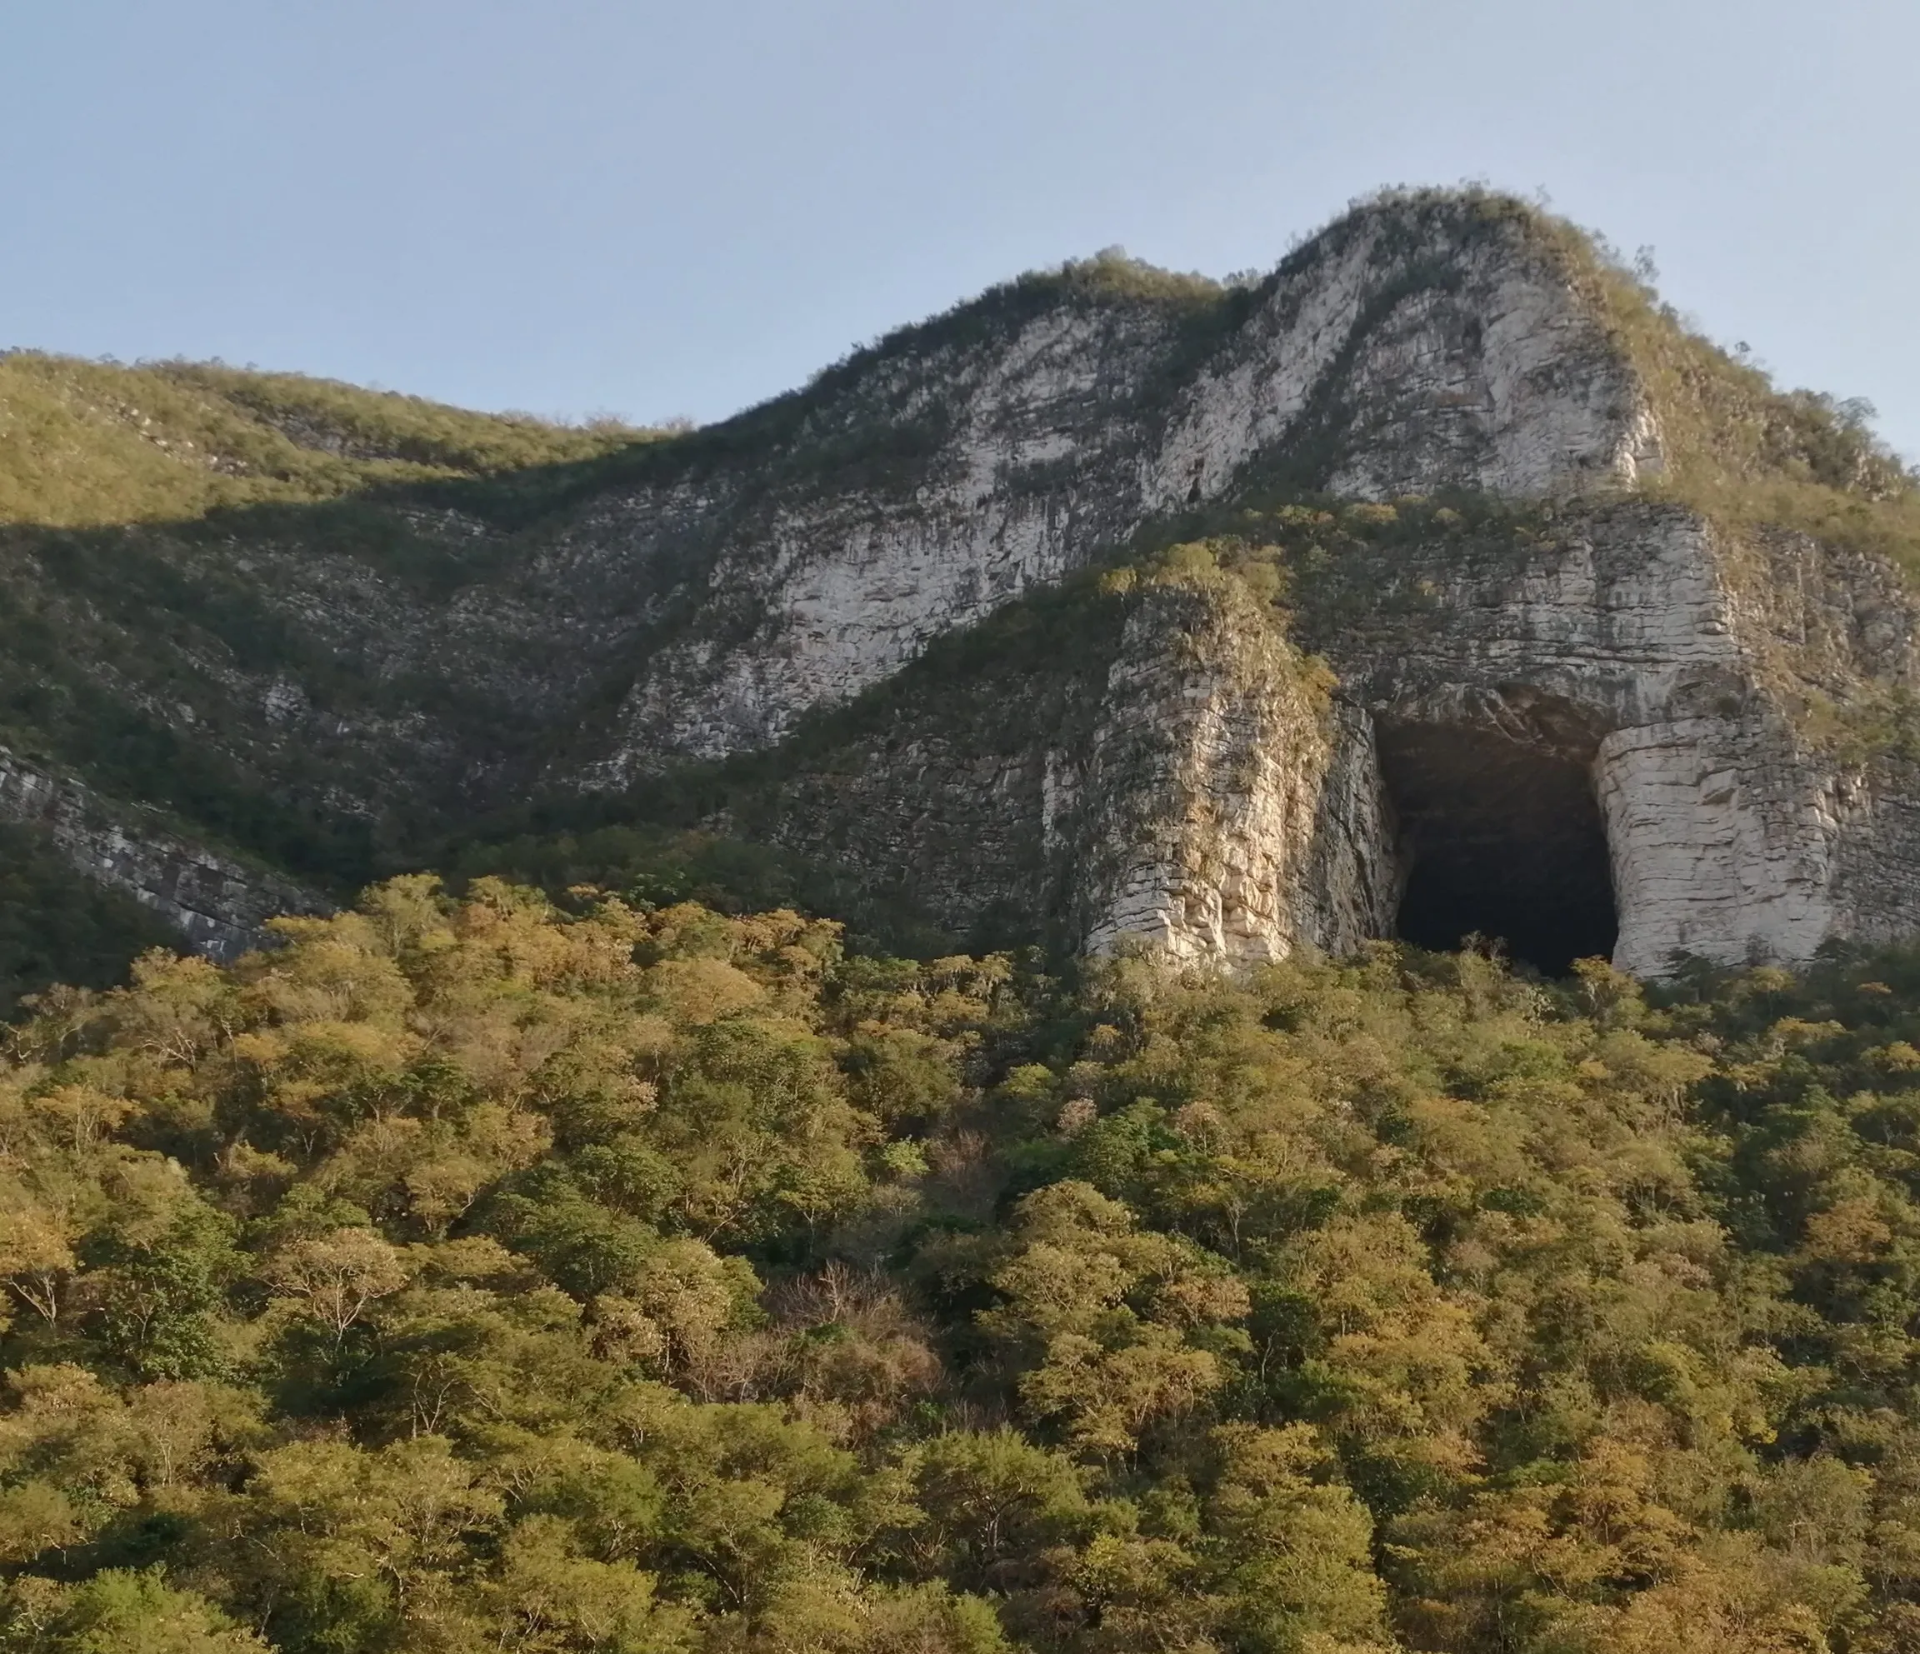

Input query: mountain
[13,186,1920,1654]
[1,186,1917,999]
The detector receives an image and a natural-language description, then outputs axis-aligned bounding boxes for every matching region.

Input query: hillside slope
[14,186,1920,1654]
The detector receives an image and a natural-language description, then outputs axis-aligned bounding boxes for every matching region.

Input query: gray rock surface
[1296,506,1920,974]
[0,747,325,958]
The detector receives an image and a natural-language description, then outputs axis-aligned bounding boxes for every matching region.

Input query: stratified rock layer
[0,747,324,958]
[582,199,1661,777]
[1297,506,1920,974]
[712,503,1920,975]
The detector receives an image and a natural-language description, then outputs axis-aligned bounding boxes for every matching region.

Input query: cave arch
[1378,718,1617,975]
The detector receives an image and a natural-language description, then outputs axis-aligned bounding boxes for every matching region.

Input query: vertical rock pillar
[1598,720,1845,975]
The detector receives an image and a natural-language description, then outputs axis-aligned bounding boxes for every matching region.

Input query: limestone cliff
[579,192,1663,777]
[702,570,1394,965]
[1290,502,1920,975]
[681,496,1920,976]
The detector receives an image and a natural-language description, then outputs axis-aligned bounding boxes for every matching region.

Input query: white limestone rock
[582,198,1666,778]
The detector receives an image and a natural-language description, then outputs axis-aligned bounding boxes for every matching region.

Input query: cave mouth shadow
[1380,720,1617,976]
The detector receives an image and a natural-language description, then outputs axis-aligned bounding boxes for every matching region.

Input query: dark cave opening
[1380,720,1618,976]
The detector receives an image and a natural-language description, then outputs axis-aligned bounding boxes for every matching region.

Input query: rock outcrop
[577,196,1664,778]
[0,747,325,958]
[1296,505,1920,975]
[702,501,1920,975]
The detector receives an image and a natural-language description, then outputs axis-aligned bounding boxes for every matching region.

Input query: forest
[6,877,1920,1652]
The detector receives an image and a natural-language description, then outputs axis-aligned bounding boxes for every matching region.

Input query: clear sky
[7,0,1916,458]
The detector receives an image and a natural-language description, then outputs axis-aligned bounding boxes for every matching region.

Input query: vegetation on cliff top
[1479,189,1920,569]
[1235,185,1920,574]
[6,191,1914,556]
[10,879,1920,1651]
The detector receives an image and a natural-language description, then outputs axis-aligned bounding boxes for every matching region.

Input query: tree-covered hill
[6,878,1920,1651]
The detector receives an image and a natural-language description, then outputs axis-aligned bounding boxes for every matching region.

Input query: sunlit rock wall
[580,200,1663,783]
[1298,506,1920,975]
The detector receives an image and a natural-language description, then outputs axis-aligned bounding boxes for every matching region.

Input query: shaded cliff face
[5,189,1917,977]
[0,747,322,960]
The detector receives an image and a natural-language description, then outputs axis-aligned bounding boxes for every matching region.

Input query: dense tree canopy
[6,878,1920,1651]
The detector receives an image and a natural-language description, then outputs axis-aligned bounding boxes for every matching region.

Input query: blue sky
[7,0,1917,458]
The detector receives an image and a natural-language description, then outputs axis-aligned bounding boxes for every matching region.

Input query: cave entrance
[1379,721,1617,975]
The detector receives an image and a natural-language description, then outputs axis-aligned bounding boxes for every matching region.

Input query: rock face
[579,198,1664,779]
[1294,506,1920,975]
[0,747,324,958]
[719,575,1398,966]
[10,190,1920,975]
[711,503,1920,976]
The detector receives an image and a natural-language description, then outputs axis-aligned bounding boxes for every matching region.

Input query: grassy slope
[0,351,665,527]
[0,354,691,1008]
[1505,193,1920,567]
